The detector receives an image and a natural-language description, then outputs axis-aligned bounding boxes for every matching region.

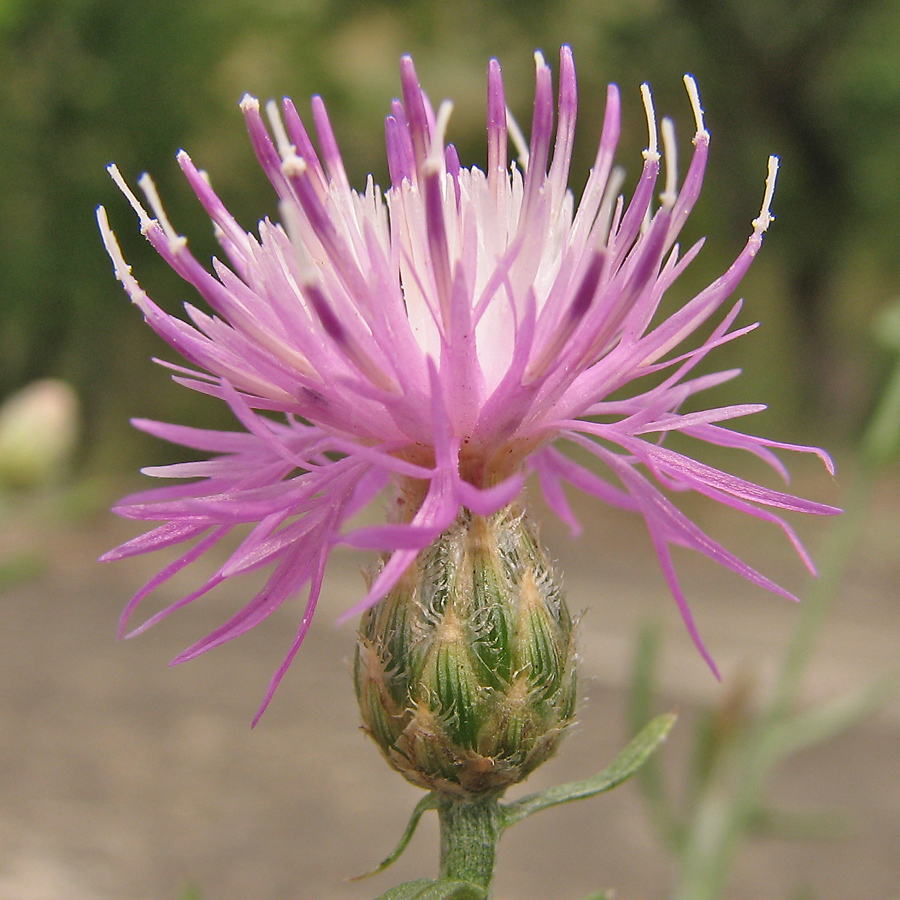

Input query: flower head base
[98,47,838,722]
[356,504,576,797]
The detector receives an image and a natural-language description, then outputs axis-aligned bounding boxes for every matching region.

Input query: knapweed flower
[98,47,838,723]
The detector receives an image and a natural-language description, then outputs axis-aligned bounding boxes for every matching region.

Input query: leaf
[627,625,683,848]
[764,672,900,763]
[0,552,44,589]
[746,806,849,841]
[861,334,900,466]
[372,878,487,900]
[628,624,661,736]
[353,793,441,879]
[501,712,677,827]
[176,887,204,900]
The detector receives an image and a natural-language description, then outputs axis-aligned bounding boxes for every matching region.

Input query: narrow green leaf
[372,877,487,900]
[176,887,203,900]
[628,624,661,736]
[501,712,677,827]
[747,805,849,841]
[627,625,683,848]
[764,673,899,763]
[862,323,900,466]
[353,793,440,880]
[787,887,817,900]
[0,552,44,589]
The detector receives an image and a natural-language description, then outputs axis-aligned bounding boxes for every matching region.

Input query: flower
[98,47,838,722]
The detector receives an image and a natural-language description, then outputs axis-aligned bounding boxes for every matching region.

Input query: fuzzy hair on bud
[355,504,577,798]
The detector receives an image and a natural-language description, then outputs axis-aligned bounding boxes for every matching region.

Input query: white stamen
[435,100,454,147]
[281,154,308,179]
[261,102,306,177]
[265,99,294,160]
[279,199,318,284]
[423,99,454,176]
[137,173,187,253]
[239,93,259,114]
[683,74,708,139]
[106,164,153,233]
[596,166,626,248]
[506,107,529,170]
[660,117,678,208]
[96,206,132,282]
[640,84,659,163]
[752,155,779,234]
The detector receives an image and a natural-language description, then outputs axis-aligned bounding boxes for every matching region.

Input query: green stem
[437,796,503,893]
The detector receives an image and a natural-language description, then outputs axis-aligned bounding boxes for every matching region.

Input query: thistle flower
[98,47,838,723]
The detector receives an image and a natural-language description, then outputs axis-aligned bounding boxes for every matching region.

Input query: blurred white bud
[0,379,80,489]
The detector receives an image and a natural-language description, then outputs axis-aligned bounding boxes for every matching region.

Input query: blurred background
[1,0,898,898]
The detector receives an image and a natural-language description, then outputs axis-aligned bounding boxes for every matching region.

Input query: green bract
[355,505,577,798]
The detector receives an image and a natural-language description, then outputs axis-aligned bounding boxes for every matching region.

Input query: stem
[437,796,503,893]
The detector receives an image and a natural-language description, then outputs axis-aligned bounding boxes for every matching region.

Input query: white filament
[96,206,130,282]
[106,164,153,233]
[683,74,708,140]
[660,117,678,208]
[137,172,186,253]
[265,98,293,161]
[753,155,779,234]
[424,100,454,176]
[640,84,659,163]
[506,108,529,170]
[596,165,626,249]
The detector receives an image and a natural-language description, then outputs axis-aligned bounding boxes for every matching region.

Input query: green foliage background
[2,0,899,472]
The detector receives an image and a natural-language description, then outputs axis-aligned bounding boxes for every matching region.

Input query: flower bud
[0,380,79,490]
[355,504,577,798]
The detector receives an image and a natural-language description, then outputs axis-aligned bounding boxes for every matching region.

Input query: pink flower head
[98,47,838,722]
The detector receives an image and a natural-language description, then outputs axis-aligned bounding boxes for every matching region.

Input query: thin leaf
[177,887,204,900]
[746,806,849,841]
[861,335,900,466]
[764,672,900,764]
[0,552,44,589]
[628,625,683,848]
[372,878,487,900]
[686,673,753,806]
[628,623,661,734]
[787,887,817,900]
[354,793,441,879]
[501,713,677,827]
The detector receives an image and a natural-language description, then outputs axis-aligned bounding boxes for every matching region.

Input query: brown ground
[1,462,898,900]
